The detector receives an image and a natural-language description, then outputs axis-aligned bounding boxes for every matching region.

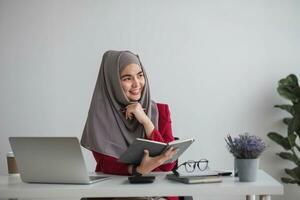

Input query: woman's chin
[128,96,141,102]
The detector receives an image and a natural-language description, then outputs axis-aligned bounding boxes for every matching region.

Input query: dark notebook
[119,138,194,165]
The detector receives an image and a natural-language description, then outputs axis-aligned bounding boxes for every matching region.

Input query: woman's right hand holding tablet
[134,147,177,175]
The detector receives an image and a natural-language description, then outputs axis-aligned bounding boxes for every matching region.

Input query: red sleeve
[150,104,176,172]
[149,104,174,143]
[92,151,129,175]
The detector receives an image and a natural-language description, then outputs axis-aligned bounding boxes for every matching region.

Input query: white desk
[0,170,283,200]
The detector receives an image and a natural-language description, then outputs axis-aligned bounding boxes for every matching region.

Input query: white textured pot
[236,158,259,182]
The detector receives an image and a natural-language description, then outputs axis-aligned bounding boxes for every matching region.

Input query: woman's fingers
[138,148,178,175]
[144,149,149,157]
[125,109,133,120]
[126,111,131,120]
[162,147,177,160]
[125,106,135,120]
[124,103,147,123]
[126,103,144,114]
[141,149,150,163]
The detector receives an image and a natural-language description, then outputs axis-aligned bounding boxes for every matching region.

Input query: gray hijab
[81,50,159,158]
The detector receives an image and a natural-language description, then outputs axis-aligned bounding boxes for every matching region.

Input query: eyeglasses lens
[198,160,208,171]
[185,161,196,172]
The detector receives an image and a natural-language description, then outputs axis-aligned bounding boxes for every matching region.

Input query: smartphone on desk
[128,176,155,184]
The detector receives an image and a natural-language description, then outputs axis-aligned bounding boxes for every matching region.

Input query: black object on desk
[215,171,232,176]
[128,176,156,184]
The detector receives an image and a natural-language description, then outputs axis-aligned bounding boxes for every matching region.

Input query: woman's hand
[125,103,154,138]
[136,147,177,175]
[125,103,147,123]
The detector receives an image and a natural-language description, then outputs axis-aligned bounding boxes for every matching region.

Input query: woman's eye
[138,74,144,78]
[122,78,131,81]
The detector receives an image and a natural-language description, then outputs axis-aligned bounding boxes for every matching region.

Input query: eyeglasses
[172,159,209,175]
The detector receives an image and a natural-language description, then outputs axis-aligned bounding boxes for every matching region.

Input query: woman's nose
[132,78,139,87]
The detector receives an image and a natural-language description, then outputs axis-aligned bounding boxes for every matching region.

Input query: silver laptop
[9,137,110,184]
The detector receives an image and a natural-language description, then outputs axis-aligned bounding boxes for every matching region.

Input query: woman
[81,50,178,200]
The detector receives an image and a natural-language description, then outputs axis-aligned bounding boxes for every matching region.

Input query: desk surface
[0,170,283,198]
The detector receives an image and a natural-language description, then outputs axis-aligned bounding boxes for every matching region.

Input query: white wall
[0,0,299,199]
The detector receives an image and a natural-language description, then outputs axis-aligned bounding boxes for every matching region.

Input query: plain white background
[0,0,299,199]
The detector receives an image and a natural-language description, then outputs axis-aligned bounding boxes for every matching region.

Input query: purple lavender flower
[225,133,266,159]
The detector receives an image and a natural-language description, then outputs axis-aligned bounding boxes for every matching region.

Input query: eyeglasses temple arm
[172,168,179,176]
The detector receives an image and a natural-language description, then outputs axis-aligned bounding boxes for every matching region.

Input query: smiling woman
[80,50,179,200]
[120,63,145,102]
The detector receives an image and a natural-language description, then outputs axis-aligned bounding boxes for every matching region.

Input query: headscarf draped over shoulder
[81,50,158,158]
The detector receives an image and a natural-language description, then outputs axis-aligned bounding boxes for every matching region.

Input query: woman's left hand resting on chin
[125,102,155,138]
[129,147,177,175]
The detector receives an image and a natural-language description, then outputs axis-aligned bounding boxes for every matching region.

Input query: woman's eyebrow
[121,71,143,78]
[120,74,132,78]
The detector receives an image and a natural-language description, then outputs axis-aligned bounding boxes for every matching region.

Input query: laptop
[9,137,110,184]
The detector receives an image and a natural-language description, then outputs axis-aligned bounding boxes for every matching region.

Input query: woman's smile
[130,88,141,95]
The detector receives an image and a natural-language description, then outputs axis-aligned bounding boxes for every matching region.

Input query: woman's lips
[130,89,140,95]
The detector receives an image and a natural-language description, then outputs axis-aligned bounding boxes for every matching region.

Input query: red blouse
[92,103,178,200]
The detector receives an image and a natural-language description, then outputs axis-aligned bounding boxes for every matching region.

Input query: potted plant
[225,133,266,182]
[267,74,300,185]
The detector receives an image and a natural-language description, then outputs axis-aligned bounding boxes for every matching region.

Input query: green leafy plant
[267,74,300,185]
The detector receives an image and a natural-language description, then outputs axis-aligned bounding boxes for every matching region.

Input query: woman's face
[120,63,145,102]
